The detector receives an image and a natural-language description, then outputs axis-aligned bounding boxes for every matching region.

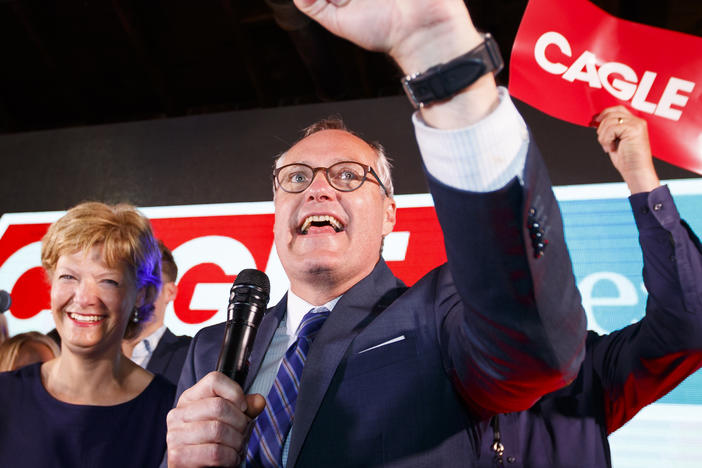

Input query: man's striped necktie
[246,307,330,468]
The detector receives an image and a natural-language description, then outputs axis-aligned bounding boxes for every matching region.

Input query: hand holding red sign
[509,0,702,174]
[593,106,661,194]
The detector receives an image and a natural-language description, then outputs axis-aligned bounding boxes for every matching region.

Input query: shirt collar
[144,323,167,346]
[285,290,340,338]
[132,324,167,357]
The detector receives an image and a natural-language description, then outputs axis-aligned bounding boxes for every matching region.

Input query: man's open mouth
[300,215,344,234]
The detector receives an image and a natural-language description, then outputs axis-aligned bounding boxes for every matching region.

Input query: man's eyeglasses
[274,161,389,196]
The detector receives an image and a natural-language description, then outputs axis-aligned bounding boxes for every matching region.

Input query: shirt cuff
[412,87,529,192]
[629,185,680,231]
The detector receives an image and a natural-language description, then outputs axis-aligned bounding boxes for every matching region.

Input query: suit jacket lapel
[287,260,406,466]
[146,328,176,373]
[243,294,287,392]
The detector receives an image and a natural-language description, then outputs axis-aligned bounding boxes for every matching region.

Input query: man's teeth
[68,312,103,322]
[300,215,342,234]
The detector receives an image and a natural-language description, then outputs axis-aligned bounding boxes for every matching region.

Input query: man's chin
[302,261,338,277]
[280,246,350,282]
[292,255,342,278]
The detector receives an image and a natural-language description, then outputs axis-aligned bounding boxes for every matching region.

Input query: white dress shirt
[414,87,528,191]
[247,291,340,465]
[130,324,167,368]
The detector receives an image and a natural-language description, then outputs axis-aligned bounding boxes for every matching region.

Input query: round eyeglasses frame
[273,161,389,196]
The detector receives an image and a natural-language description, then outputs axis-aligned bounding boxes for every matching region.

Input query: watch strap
[401,33,503,109]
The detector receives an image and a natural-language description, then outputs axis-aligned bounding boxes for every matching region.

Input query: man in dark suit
[164,1,587,467]
[123,240,192,385]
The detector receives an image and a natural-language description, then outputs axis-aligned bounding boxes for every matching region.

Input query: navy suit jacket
[476,186,702,467]
[147,328,192,386]
[174,143,588,467]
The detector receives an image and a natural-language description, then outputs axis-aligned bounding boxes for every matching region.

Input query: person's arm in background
[295,0,586,416]
[592,105,702,434]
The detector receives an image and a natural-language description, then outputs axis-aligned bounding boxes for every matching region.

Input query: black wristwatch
[401,33,503,109]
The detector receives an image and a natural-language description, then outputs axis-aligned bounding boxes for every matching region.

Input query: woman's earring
[131,307,139,323]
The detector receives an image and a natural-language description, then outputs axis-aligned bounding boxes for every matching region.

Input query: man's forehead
[281,129,376,165]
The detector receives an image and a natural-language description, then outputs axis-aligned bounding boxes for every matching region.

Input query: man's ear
[382,197,397,236]
[164,282,178,304]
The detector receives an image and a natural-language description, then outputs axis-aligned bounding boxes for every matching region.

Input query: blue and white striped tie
[246,307,330,468]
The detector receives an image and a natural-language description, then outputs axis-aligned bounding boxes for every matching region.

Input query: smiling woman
[0,202,175,468]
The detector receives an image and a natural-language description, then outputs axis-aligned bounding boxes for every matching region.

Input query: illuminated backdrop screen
[1,178,701,467]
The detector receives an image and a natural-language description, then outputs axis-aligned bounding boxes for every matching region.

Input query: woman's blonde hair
[41,201,161,340]
[0,331,60,372]
[0,314,8,345]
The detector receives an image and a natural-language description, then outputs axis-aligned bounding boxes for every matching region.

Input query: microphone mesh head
[0,290,11,312]
[233,269,270,295]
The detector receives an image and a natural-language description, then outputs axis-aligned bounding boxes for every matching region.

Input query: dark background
[1,0,700,216]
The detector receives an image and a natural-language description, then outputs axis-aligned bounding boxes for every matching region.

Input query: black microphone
[216,269,271,386]
[0,290,11,313]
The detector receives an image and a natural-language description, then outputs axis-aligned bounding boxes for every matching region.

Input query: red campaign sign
[509,0,702,174]
[0,197,446,337]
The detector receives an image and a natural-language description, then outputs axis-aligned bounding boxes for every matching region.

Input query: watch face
[484,34,505,75]
[401,76,425,109]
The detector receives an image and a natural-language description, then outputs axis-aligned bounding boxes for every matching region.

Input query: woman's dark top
[0,362,175,468]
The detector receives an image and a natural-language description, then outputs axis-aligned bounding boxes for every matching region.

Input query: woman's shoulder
[0,363,44,421]
[148,372,177,395]
[118,357,171,401]
[137,372,176,408]
[0,361,41,390]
